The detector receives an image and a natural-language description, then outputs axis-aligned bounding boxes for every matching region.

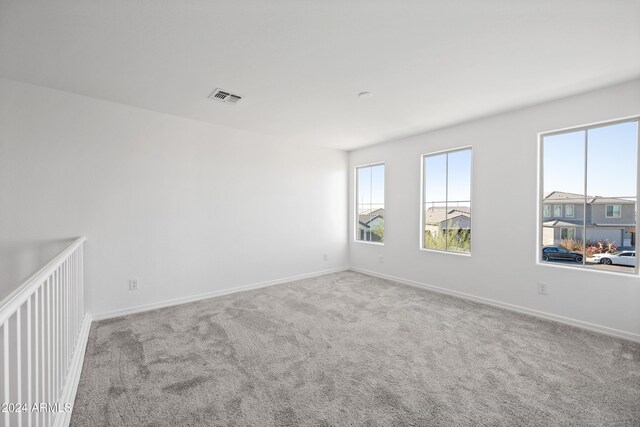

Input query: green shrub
[424,229,470,253]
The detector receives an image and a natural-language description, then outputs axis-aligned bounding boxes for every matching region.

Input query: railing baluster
[55,266,59,402]
[64,259,67,372]
[62,260,66,378]
[59,262,62,403]
[77,249,81,339]
[80,245,84,322]
[64,259,68,373]
[27,297,32,427]
[74,252,77,342]
[17,305,22,427]
[56,262,62,396]
[66,257,70,368]
[35,287,40,427]
[74,251,77,346]
[68,257,72,365]
[41,282,46,427]
[47,276,52,427]
[54,266,59,401]
[3,320,10,427]
[72,252,76,349]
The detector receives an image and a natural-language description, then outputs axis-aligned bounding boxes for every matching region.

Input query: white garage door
[586,228,623,244]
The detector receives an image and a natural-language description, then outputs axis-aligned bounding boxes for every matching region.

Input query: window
[355,163,384,243]
[422,147,472,253]
[553,205,562,217]
[606,204,621,218]
[564,204,574,218]
[560,227,575,240]
[540,118,638,273]
[543,205,551,217]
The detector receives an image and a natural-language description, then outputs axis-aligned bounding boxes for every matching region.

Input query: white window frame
[538,115,640,275]
[354,162,385,245]
[543,205,551,218]
[420,146,472,256]
[606,204,621,218]
[564,204,575,218]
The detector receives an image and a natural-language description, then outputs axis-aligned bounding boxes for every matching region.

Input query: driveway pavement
[586,258,635,273]
[544,258,635,273]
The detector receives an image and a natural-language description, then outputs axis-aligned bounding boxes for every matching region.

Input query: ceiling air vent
[208,88,242,104]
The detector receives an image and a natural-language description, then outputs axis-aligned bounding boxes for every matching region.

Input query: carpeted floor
[71,271,640,426]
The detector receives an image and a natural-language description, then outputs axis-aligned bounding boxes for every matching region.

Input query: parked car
[592,251,636,267]
[542,246,583,263]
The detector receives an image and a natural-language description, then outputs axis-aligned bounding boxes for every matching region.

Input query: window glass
[565,205,574,217]
[541,119,638,273]
[356,164,385,243]
[423,148,472,253]
[606,205,621,218]
[554,205,562,217]
[561,227,575,240]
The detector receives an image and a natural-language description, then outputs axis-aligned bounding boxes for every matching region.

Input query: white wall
[0,78,348,315]
[3,76,639,340]
[349,79,640,340]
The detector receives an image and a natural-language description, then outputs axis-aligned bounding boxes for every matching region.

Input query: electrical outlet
[537,282,548,295]
[379,255,384,264]
[129,279,139,291]
[323,254,328,261]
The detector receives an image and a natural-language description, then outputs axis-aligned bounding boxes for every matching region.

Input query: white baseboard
[350,267,640,344]
[54,313,92,427]
[92,266,350,321]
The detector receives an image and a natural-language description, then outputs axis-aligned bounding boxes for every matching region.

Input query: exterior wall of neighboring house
[543,200,634,246]
[543,201,585,222]
[589,202,635,225]
[443,216,471,233]
[425,216,470,236]
[543,201,584,246]
[358,216,383,242]
[367,217,383,231]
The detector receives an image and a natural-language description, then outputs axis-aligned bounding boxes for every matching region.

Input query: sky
[357,150,473,211]
[357,163,385,209]
[543,120,638,199]
[357,120,638,212]
[423,148,472,206]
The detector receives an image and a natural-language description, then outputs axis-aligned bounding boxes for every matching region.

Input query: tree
[371,219,384,242]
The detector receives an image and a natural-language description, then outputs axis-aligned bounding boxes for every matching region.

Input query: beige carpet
[71,271,640,426]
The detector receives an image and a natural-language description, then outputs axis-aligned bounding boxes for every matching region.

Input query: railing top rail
[0,236,85,323]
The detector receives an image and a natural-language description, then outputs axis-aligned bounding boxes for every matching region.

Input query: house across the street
[542,191,636,247]
[358,208,384,242]
[424,206,471,236]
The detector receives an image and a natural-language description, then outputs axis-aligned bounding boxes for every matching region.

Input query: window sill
[537,260,638,277]
[353,240,384,246]
[420,248,471,257]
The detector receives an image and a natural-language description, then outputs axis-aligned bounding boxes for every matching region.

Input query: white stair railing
[1,237,87,427]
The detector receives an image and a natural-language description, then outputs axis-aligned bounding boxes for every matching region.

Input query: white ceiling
[1,0,639,150]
